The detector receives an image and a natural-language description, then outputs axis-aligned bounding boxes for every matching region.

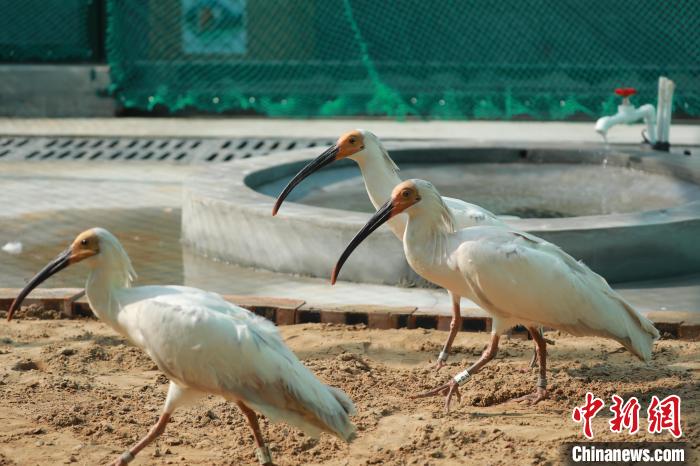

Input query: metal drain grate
[0,136,334,164]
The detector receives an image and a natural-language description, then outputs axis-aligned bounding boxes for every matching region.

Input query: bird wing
[117,287,356,440]
[452,228,658,359]
[442,196,506,228]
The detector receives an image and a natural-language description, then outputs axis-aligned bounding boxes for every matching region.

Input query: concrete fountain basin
[182,141,700,286]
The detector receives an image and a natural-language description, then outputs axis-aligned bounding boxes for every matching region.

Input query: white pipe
[656,77,666,143]
[663,78,675,143]
[595,103,656,144]
[655,76,675,145]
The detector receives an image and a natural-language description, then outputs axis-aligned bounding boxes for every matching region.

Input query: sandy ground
[0,313,697,465]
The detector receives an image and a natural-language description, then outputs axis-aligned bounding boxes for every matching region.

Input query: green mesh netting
[0,0,99,62]
[107,0,700,119]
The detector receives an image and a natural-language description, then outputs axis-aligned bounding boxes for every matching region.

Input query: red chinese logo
[573,393,683,439]
[572,392,605,439]
[647,395,682,438]
[609,394,640,434]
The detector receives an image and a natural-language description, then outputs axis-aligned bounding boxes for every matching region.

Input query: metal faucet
[595,77,675,151]
[595,88,657,144]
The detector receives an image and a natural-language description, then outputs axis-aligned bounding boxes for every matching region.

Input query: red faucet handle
[615,87,637,97]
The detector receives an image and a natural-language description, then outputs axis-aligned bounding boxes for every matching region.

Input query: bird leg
[434,293,462,371]
[527,327,543,369]
[237,401,273,466]
[511,326,548,405]
[524,327,554,370]
[111,413,171,466]
[528,344,538,368]
[529,327,540,367]
[415,333,499,412]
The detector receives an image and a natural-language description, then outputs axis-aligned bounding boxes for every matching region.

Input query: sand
[0,312,697,465]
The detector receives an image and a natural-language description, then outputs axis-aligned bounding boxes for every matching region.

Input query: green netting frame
[0,0,100,62]
[107,0,699,119]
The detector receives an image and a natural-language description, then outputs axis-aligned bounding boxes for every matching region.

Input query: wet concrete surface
[1,160,699,316]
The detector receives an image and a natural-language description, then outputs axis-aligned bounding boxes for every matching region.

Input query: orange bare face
[330,180,423,285]
[7,229,99,321]
[390,180,422,215]
[69,230,101,264]
[335,130,366,159]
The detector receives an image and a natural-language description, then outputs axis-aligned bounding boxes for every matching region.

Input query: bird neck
[85,267,126,330]
[84,250,135,331]
[404,212,452,271]
[355,147,406,239]
[355,146,401,209]
[403,198,456,271]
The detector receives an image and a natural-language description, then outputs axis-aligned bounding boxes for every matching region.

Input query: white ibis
[331,180,659,411]
[7,228,356,465]
[273,129,510,369]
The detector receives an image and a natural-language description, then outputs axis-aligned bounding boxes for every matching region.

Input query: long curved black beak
[331,199,394,284]
[272,144,339,215]
[7,247,72,321]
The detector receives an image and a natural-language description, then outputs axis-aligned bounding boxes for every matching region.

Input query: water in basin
[263,163,700,218]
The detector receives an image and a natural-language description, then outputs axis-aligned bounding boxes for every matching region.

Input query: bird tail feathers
[605,291,659,362]
[323,385,357,442]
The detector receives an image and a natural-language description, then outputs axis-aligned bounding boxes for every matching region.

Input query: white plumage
[116,286,356,440]
[273,129,509,368]
[441,227,657,361]
[332,179,659,409]
[399,181,659,360]
[8,228,355,465]
[351,130,506,237]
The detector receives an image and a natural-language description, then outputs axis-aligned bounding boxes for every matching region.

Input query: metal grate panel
[0,136,335,164]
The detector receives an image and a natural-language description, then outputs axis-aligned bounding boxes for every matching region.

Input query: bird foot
[519,354,538,373]
[433,351,449,372]
[433,359,446,372]
[412,379,462,413]
[510,387,547,405]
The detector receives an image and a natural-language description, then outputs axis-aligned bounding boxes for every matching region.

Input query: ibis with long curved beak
[7,228,356,466]
[332,180,659,411]
[273,129,513,369]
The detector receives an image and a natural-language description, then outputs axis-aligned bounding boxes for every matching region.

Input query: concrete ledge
[72,294,92,317]
[303,304,416,329]
[0,288,697,340]
[0,288,84,318]
[222,294,304,325]
[0,118,698,146]
[646,311,700,340]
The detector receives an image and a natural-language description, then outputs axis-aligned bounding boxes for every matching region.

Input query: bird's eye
[81,239,88,246]
[349,137,356,144]
[402,190,411,198]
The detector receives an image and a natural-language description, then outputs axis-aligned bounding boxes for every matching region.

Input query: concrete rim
[182,140,700,284]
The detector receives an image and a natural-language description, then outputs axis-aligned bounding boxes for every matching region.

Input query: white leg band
[537,376,547,389]
[256,445,272,465]
[453,369,471,386]
[120,451,135,464]
[437,351,449,363]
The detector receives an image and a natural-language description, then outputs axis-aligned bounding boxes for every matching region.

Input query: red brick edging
[0,288,698,339]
